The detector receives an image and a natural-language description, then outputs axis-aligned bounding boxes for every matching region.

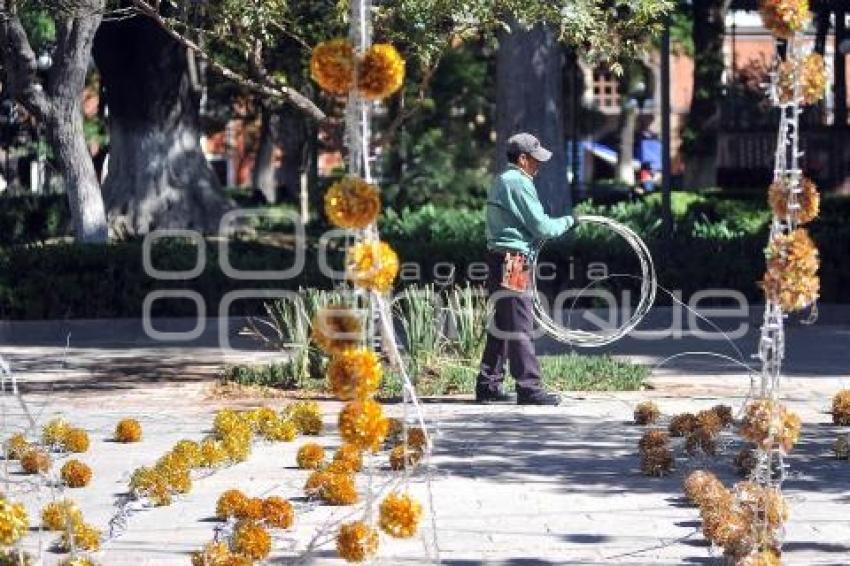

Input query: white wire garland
[531,214,657,347]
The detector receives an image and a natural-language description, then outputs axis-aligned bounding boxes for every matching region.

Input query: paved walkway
[0,312,848,564]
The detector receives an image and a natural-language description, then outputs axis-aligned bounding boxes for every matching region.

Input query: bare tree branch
[129,0,326,122]
[0,1,51,119]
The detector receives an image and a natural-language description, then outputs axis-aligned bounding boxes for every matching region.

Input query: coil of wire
[531,214,657,347]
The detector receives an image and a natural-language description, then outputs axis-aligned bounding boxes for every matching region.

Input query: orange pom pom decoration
[338,399,389,452]
[310,39,355,95]
[336,520,379,563]
[358,44,405,100]
[324,177,381,229]
[327,348,382,400]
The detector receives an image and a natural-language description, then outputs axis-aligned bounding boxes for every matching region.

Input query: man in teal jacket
[476,133,576,405]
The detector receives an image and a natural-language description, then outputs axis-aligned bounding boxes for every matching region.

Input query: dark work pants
[475,251,544,395]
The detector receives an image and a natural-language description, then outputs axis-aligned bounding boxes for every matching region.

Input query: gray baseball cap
[507,132,552,162]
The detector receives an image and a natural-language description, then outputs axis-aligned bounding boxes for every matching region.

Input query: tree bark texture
[683,0,729,189]
[495,21,569,214]
[0,0,108,242]
[252,104,279,203]
[93,14,232,236]
[278,105,307,206]
[835,6,847,128]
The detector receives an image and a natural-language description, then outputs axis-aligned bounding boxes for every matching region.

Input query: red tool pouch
[501,252,530,292]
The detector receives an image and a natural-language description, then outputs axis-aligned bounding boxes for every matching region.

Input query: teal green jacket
[485,165,575,255]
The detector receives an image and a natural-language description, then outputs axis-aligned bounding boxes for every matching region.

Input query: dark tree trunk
[252,104,278,203]
[814,6,831,56]
[93,15,232,235]
[616,102,638,186]
[835,6,847,128]
[496,21,569,214]
[279,105,307,206]
[683,0,729,189]
[0,0,107,242]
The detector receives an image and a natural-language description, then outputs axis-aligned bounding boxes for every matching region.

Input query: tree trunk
[683,0,729,189]
[279,105,307,204]
[495,21,569,214]
[0,0,108,242]
[835,6,847,128]
[93,15,232,235]
[48,98,108,241]
[252,104,278,203]
[616,102,638,186]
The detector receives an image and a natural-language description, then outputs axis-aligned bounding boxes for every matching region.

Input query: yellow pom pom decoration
[0,495,29,546]
[759,0,809,39]
[338,399,389,452]
[42,417,70,446]
[262,496,295,529]
[171,439,203,468]
[232,520,272,561]
[761,228,819,312]
[199,438,229,468]
[358,44,405,100]
[219,419,253,463]
[190,541,231,566]
[336,520,379,563]
[320,473,359,506]
[832,389,850,425]
[328,348,382,400]
[129,466,172,507]
[346,240,399,293]
[379,492,422,538]
[61,459,93,488]
[324,177,381,230]
[261,417,298,442]
[63,428,90,453]
[60,521,101,552]
[311,38,356,95]
[155,452,192,494]
[333,443,363,472]
[297,443,326,470]
[115,418,142,443]
[287,401,323,435]
[4,433,30,460]
[216,489,249,519]
[20,447,51,474]
[304,470,332,498]
[42,499,82,531]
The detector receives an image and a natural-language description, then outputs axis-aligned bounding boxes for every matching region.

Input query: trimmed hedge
[0,192,847,319]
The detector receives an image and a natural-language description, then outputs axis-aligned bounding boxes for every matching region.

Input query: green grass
[221,353,648,398]
[435,354,649,395]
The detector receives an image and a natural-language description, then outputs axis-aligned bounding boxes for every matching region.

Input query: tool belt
[499,251,530,292]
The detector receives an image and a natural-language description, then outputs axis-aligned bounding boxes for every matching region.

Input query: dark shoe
[517,390,561,406]
[475,385,516,404]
